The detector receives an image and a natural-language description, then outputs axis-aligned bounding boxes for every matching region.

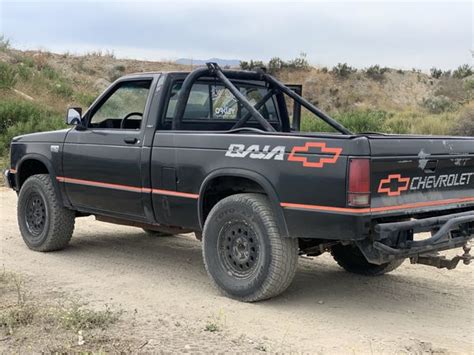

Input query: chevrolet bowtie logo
[288,142,342,168]
[378,174,411,196]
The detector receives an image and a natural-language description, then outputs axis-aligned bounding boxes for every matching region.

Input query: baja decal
[378,174,411,196]
[225,141,343,167]
[378,172,474,196]
[225,144,285,160]
[288,142,342,168]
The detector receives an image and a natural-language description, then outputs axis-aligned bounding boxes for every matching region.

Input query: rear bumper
[3,169,16,189]
[359,210,474,264]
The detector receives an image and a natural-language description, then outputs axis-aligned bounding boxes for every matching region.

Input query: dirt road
[1,187,473,353]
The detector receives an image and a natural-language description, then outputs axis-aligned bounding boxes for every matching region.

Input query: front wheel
[202,193,298,302]
[331,244,404,276]
[17,174,75,252]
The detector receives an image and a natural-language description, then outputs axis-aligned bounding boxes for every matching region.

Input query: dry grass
[0,270,126,352]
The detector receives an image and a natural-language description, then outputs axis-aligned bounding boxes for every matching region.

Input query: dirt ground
[1,187,473,353]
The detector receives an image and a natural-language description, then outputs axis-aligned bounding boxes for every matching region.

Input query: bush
[74,91,97,107]
[240,60,265,71]
[0,35,10,51]
[0,100,64,154]
[452,104,474,136]
[453,64,473,79]
[0,62,17,89]
[301,109,389,133]
[41,65,59,80]
[364,65,389,81]
[51,82,73,98]
[242,54,309,73]
[436,78,471,102]
[331,63,357,79]
[422,95,456,114]
[16,64,33,81]
[430,67,443,79]
[300,108,457,136]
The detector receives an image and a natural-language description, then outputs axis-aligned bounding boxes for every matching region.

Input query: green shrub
[74,91,97,107]
[0,35,10,51]
[16,64,33,80]
[453,64,473,79]
[331,63,357,79]
[0,62,17,89]
[240,60,265,71]
[465,79,474,91]
[451,105,474,136]
[384,110,456,135]
[364,65,389,81]
[41,65,59,80]
[430,67,443,79]
[436,78,471,102]
[300,108,456,135]
[50,81,73,98]
[422,95,456,114]
[301,110,389,133]
[0,100,64,154]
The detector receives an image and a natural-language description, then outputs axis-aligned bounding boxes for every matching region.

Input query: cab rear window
[165,81,278,122]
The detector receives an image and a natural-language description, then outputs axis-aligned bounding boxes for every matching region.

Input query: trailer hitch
[410,242,472,270]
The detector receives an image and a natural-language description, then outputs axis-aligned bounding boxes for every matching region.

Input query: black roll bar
[173,62,352,135]
[233,89,276,129]
[262,74,352,134]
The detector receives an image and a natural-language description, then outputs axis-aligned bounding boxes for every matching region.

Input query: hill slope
[0,46,472,164]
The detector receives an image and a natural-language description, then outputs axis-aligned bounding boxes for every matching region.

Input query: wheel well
[201,176,266,224]
[18,159,49,188]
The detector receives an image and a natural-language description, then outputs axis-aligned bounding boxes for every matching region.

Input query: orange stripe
[370,197,474,213]
[56,176,199,199]
[281,202,370,214]
[281,197,474,214]
[58,176,143,192]
[151,189,199,199]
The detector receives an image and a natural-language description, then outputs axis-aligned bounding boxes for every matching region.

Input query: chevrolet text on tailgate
[5,63,474,302]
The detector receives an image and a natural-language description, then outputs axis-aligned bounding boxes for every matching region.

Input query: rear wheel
[331,244,404,276]
[203,193,298,302]
[18,174,75,252]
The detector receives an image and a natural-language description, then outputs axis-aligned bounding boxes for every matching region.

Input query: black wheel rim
[25,192,47,237]
[218,221,260,278]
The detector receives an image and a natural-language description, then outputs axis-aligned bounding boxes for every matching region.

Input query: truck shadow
[64,227,469,316]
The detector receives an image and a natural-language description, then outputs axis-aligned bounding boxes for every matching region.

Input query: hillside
[0,45,473,164]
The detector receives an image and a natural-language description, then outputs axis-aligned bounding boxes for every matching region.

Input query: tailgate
[369,136,474,214]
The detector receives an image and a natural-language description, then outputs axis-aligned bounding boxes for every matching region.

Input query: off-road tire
[18,174,75,251]
[331,244,404,276]
[202,193,298,302]
[143,228,173,237]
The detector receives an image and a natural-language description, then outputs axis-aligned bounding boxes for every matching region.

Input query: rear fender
[198,168,290,237]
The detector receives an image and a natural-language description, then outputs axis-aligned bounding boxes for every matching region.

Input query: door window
[89,80,151,129]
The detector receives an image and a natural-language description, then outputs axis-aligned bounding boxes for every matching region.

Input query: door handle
[124,137,138,144]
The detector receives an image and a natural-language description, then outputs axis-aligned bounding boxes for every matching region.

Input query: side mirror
[66,107,82,125]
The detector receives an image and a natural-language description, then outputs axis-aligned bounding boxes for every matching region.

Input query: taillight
[348,158,370,207]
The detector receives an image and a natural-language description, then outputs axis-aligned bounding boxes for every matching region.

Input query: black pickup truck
[4,63,474,302]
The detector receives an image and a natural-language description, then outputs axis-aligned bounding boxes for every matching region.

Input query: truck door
[62,78,154,219]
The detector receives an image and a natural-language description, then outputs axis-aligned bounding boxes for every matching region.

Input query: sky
[0,0,472,70]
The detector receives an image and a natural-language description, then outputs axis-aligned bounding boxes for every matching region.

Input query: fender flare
[15,154,63,203]
[198,168,290,238]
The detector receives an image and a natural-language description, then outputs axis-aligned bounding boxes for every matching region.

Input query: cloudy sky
[1,0,472,70]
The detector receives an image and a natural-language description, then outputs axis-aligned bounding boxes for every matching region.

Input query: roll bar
[173,62,352,135]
